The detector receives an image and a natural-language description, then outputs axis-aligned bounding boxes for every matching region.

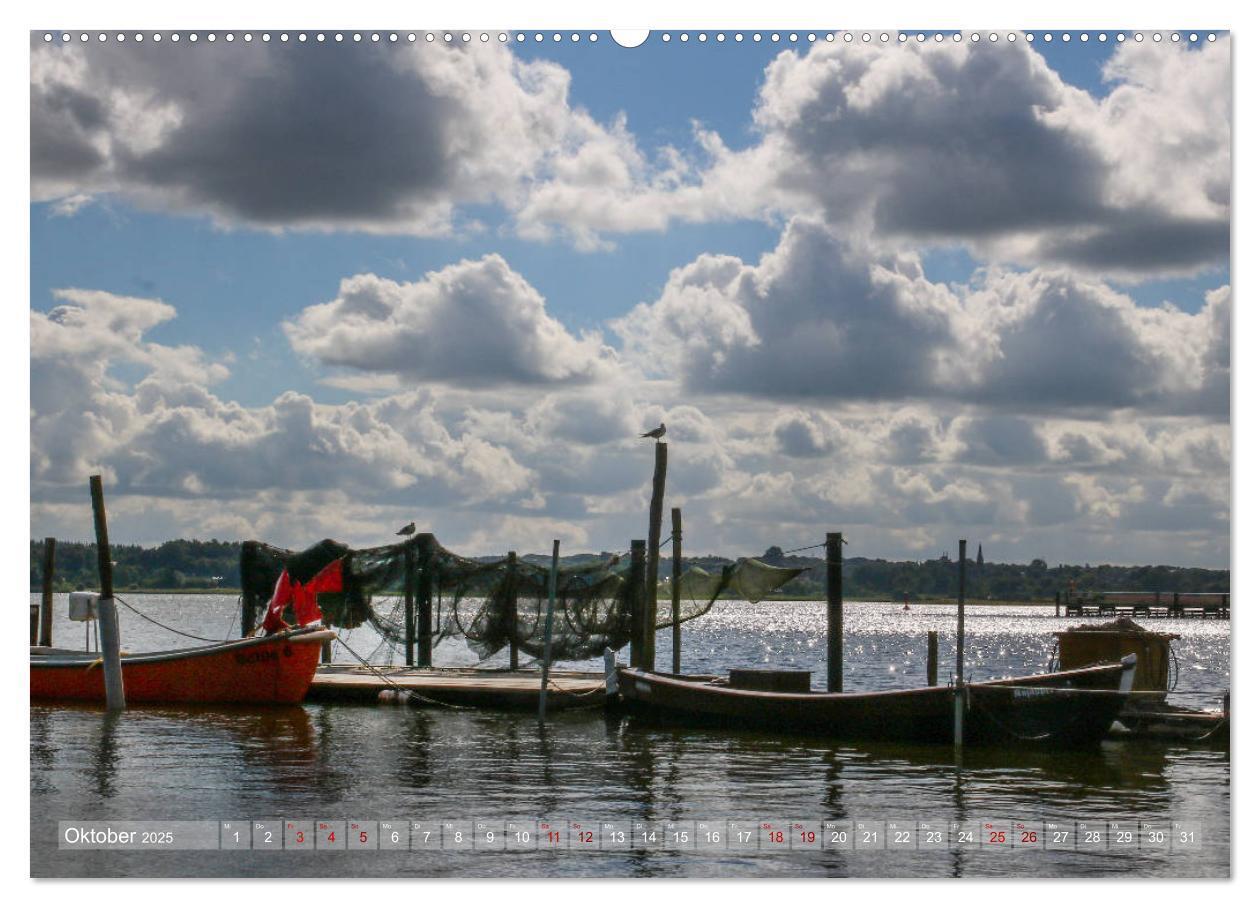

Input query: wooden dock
[306,664,608,710]
[1062,591,1229,620]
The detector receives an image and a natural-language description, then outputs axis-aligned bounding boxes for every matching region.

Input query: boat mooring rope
[332,632,608,713]
[113,594,222,643]
[331,632,478,711]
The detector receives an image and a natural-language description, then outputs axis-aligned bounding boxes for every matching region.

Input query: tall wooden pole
[89,476,125,711]
[39,536,56,647]
[644,441,668,671]
[417,534,434,668]
[241,591,257,638]
[670,508,683,675]
[826,532,844,692]
[507,551,520,670]
[538,540,560,723]
[927,631,939,686]
[628,540,647,669]
[954,539,967,747]
[239,541,258,637]
[403,542,416,667]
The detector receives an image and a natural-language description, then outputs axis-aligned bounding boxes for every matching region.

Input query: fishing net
[657,559,806,606]
[240,537,806,663]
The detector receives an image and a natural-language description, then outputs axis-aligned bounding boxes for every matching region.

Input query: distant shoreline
[30,588,1060,607]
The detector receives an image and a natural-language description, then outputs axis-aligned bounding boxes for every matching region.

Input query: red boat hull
[30,627,335,705]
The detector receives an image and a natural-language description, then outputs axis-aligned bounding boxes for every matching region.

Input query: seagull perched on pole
[396,521,416,537]
[641,422,666,440]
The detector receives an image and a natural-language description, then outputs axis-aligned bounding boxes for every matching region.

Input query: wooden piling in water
[241,591,257,637]
[1055,590,1061,618]
[240,541,258,636]
[538,540,560,723]
[89,476,125,712]
[670,507,683,675]
[826,532,844,693]
[507,551,520,671]
[628,540,647,669]
[644,441,668,671]
[954,539,967,747]
[39,536,56,648]
[927,631,938,686]
[417,534,435,668]
[404,542,416,667]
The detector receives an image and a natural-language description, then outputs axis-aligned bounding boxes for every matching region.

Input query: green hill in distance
[31,539,1229,603]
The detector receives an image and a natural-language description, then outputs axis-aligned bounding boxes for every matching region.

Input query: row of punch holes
[42,31,1220,45]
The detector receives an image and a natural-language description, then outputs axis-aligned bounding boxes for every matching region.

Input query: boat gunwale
[30,625,336,668]
[617,660,1130,705]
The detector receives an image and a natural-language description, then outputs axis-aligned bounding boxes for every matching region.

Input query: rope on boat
[113,594,222,643]
[222,596,243,641]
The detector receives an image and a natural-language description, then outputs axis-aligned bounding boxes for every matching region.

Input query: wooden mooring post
[507,551,520,671]
[417,533,435,668]
[240,541,259,637]
[39,536,56,647]
[644,441,668,671]
[954,539,967,748]
[538,540,560,723]
[628,540,647,669]
[403,541,416,667]
[927,631,938,686]
[670,507,683,675]
[1055,591,1061,618]
[89,475,125,711]
[826,532,844,692]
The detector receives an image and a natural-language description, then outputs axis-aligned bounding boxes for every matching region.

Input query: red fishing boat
[30,625,335,705]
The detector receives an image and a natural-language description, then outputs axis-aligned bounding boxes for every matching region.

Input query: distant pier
[1061,591,1229,620]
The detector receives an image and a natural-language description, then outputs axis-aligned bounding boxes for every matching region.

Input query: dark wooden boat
[614,655,1137,748]
[30,625,336,705]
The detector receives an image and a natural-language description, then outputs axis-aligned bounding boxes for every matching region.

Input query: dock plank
[307,664,608,710]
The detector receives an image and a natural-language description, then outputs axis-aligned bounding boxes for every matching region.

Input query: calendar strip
[57,820,1204,852]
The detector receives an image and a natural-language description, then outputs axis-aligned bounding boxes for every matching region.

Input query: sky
[29,30,1231,566]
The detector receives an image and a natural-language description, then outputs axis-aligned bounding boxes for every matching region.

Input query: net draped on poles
[240,536,806,663]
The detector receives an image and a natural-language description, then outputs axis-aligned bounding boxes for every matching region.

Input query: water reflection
[30,594,1230,878]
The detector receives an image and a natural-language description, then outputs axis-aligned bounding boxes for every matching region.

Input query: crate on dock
[1055,618,1178,700]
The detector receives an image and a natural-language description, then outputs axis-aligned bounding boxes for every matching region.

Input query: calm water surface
[30,594,1230,878]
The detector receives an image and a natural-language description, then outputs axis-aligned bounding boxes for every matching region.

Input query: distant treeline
[31,538,1229,602]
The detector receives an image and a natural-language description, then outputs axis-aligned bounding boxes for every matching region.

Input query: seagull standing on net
[641,423,666,440]
[396,521,416,537]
